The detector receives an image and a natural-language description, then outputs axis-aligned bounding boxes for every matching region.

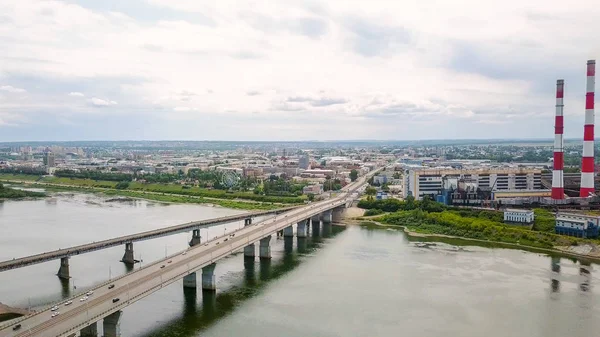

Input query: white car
[51,306,59,311]
[86,291,93,296]
[181,251,187,256]
[80,296,88,302]
[64,301,73,306]
[51,312,60,317]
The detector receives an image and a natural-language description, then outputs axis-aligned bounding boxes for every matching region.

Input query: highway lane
[1,172,374,337]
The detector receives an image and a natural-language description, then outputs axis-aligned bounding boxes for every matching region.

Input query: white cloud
[0,0,599,139]
[88,97,118,107]
[0,85,26,93]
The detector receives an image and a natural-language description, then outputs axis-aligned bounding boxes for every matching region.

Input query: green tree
[307,193,315,201]
[349,169,358,182]
[115,181,130,190]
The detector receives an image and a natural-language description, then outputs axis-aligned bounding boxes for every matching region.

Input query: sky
[0,0,599,141]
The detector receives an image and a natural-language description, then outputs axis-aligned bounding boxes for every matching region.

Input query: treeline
[55,170,134,182]
[357,196,445,213]
[0,183,45,198]
[0,167,46,175]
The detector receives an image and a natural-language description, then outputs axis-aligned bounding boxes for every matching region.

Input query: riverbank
[0,183,45,200]
[354,219,600,263]
[0,179,288,210]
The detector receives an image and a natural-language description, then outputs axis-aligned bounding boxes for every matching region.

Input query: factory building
[503,209,535,224]
[404,168,543,200]
[555,213,600,238]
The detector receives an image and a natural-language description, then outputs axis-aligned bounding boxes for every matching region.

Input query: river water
[1,193,600,337]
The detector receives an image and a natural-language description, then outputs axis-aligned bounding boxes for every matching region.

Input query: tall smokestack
[580,60,596,197]
[552,79,565,199]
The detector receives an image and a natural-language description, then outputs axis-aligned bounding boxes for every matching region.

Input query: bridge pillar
[80,322,98,337]
[311,215,320,236]
[259,235,272,259]
[244,217,255,258]
[57,257,70,280]
[333,207,344,222]
[244,244,256,258]
[322,210,333,224]
[183,272,197,289]
[297,220,308,238]
[121,242,136,265]
[283,225,294,237]
[103,310,122,337]
[202,263,217,291]
[189,229,201,247]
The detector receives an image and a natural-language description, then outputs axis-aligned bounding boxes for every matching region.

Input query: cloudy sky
[0,0,599,141]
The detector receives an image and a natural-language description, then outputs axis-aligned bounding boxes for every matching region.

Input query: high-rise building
[44,151,55,167]
[299,155,310,169]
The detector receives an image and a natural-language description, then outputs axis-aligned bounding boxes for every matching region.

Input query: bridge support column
[121,242,136,265]
[333,207,344,222]
[183,272,197,289]
[103,310,122,337]
[189,229,201,247]
[57,257,70,280]
[322,210,333,224]
[202,263,217,291]
[297,220,308,238]
[311,215,320,236]
[80,322,98,337]
[244,243,256,258]
[259,235,272,259]
[244,217,255,258]
[283,225,294,237]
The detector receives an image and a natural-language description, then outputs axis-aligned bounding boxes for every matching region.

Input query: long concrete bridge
[0,207,295,278]
[0,173,371,337]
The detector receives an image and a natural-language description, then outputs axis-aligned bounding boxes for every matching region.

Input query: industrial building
[404,168,543,202]
[555,213,600,238]
[503,209,534,224]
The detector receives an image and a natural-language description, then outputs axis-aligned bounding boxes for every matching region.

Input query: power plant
[551,60,596,202]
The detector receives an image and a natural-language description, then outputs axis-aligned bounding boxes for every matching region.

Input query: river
[1,193,600,336]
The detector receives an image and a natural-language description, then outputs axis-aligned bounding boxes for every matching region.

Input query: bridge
[0,172,374,337]
[0,207,296,279]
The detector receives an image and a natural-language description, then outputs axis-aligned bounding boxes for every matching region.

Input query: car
[108,284,115,289]
[216,242,220,245]
[64,300,73,306]
[168,260,172,264]
[51,312,60,317]
[112,298,120,303]
[160,265,165,268]
[80,296,87,302]
[224,238,228,242]
[86,291,93,296]
[13,324,21,331]
[51,306,59,311]
[181,251,187,256]
[204,243,209,246]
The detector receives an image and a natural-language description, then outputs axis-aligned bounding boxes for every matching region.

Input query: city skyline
[1,0,600,141]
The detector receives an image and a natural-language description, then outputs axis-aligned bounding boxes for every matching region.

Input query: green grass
[0,183,45,199]
[0,173,42,182]
[376,209,580,249]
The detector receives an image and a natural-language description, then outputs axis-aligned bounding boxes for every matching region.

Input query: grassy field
[0,173,42,182]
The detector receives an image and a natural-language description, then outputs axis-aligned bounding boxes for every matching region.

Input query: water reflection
[579,261,591,292]
[139,225,344,337]
[551,256,561,293]
[297,237,307,254]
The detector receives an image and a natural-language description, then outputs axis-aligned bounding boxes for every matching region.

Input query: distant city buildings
[43,151,55,168]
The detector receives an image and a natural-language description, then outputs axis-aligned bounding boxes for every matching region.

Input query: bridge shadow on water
[139,224,345,337]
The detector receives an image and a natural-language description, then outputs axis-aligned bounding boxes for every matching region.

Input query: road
[0,171,377,337]
[0,207,295,272]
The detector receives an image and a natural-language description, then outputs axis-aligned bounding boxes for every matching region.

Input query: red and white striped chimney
[580,60,596,197]
[552,79,565,199]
